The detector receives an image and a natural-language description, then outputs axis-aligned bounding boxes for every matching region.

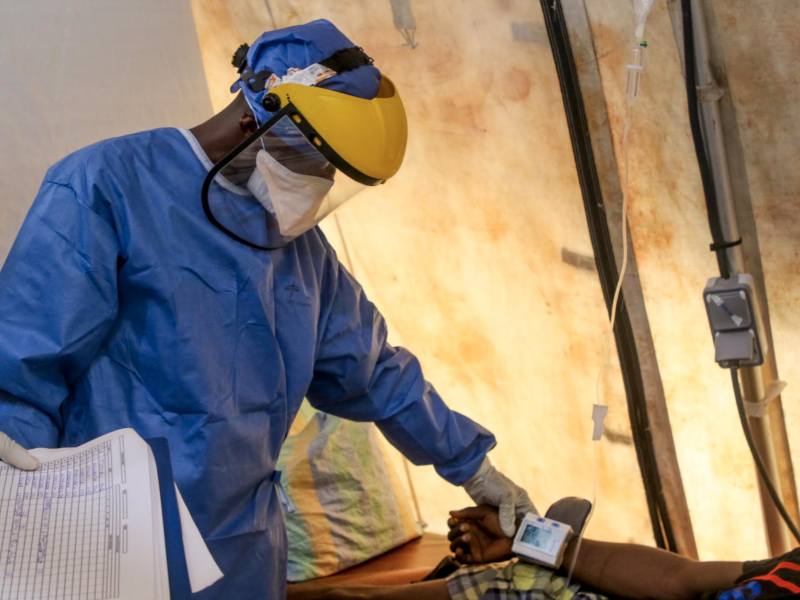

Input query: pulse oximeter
[512,512,572,569]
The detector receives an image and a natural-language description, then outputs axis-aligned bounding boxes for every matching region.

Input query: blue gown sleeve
[307,252,496,485]
[0,177,120,449]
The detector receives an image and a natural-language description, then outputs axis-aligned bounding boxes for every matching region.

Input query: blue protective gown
[0,128,496,599]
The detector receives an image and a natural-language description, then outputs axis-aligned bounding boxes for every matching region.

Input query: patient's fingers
[449,532,470,552]
[454,547,476,564]
[447,523,469,542]
[450,533,474,558]
[450,506,493,520]
[455,547,469,561]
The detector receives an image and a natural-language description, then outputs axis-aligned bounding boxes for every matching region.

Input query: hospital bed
[288,533,450,591]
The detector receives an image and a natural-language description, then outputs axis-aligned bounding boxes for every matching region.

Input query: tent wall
[2,0,798,563]
[706,0,800,530]
[192,0,800,558]
[190,0,655,545]
[0,0,213,264]
[580,0,767,560]
[559,0,697,557]
[579,0,800,559]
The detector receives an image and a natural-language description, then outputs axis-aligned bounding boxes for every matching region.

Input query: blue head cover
[231,19,382,123]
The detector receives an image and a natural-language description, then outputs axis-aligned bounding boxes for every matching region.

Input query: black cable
[731,369,800,544]
[680,0,730,280]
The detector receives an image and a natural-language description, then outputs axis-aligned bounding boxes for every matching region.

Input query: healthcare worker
[0,20,534,599]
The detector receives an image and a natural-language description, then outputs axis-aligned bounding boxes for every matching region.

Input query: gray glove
[462,456,537,537]
[0,431,39,470]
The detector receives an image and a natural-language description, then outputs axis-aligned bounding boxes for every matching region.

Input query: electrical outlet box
[703,274,768,368]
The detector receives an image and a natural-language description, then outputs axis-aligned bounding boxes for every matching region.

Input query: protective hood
[202,20,408,250]
[230,19,382,124]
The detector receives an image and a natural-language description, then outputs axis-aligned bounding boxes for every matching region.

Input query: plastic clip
[592,404,608,441]
[697,80,726,104]
[745,380,787,418]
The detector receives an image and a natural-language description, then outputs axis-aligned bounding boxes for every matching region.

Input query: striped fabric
[277,401,423,582]
[447,560,609,600]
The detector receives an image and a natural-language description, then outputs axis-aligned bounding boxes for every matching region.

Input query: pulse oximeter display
[512,513,572,568]
[521,523,555,550]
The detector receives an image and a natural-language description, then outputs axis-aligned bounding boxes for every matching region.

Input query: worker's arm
[449,505,743,600]
[307,249,496,485]
[0,172,121,453]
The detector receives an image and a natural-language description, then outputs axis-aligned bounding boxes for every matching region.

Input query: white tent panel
[0,0,213,263]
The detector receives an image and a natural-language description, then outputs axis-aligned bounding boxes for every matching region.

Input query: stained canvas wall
[710,0,800,549]
[190,0,800,559]
[190,0,654,547]
[579,0,769,559]
[580,0,800,559]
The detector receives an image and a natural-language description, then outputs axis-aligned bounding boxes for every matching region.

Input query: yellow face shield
[268,75,407,185]
[201,75,408,250]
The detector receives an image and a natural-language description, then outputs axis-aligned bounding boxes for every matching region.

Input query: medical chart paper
[0,429,222,600]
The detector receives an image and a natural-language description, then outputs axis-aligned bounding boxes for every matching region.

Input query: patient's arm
[287,580,450,600]
[564,538,742,600]
[449,505,743,600]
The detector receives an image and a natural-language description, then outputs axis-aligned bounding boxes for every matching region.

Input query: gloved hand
[462,457,537,537]
[0,431,39,470]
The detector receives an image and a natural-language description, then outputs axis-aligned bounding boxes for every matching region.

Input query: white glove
[0,431,39,470]
[462,457,537,537]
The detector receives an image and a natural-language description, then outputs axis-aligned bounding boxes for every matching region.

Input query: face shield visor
[201,75,407,251]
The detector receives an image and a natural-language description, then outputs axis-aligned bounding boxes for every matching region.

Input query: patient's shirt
[703,548,800,600]
[446,560,609,600]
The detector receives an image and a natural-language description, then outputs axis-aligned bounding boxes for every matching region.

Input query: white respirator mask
[247,148,334,238]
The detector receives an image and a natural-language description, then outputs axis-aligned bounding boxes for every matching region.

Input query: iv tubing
[565,46,640,589]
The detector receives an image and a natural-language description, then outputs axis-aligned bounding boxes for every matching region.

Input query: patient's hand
[447,505,515,564]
